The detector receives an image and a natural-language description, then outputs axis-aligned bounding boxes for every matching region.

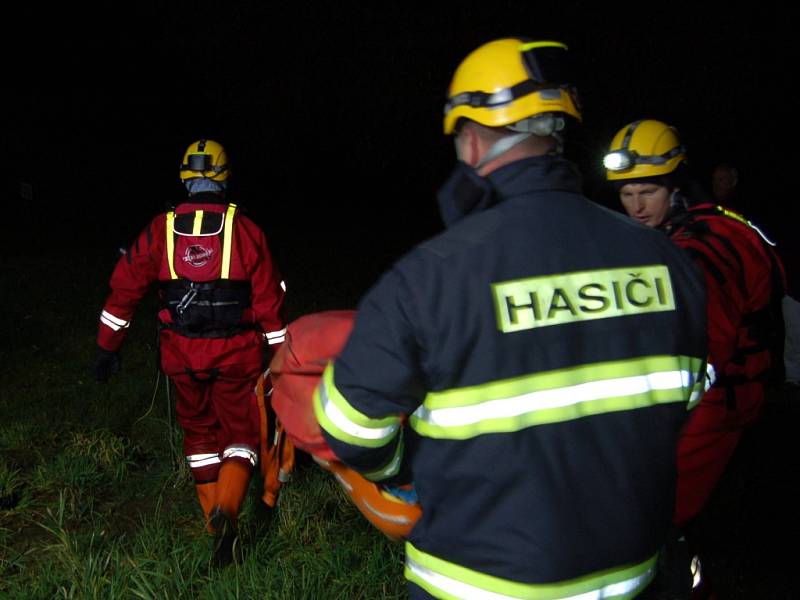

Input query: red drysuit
[668,203,785,525]
[97,196,286,484]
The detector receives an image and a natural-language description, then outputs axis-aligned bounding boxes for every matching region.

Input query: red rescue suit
[97,197,287,486]
[667,203,786,525]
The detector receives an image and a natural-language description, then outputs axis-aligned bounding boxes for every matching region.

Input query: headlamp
[603,150,635,172]
[605,120,686,174]
[603,147,685,172]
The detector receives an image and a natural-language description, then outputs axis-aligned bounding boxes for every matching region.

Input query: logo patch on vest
[492,265,676,333]
[182,245,214,267]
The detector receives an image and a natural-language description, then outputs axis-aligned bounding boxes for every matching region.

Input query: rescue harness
[160,203,253,338]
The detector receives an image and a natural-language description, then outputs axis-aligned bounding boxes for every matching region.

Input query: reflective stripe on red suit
[97,197,286,483]
[667,203,786,525]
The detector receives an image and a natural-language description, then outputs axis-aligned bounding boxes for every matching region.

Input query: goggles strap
[634,145,686,165]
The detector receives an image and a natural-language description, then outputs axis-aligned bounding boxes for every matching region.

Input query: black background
[3,6,798,595]
[5,3,795,266]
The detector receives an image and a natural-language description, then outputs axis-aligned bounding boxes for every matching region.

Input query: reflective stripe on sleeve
[405,543,656,600]
[410,355,704,440]
[264,327,287,345]
[313,362,401,448]
[362,431,404,482]
[687,361,714,410]
[100,310,130,331]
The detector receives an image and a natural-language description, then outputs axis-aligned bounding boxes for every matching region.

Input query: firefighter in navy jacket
[314,40,708,599]
[94,139,287,566]
[605,120,787,527]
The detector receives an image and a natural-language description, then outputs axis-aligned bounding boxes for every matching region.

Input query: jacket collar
[436,155,582,227]
[486,154,583,198]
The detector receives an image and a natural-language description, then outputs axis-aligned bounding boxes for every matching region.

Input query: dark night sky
[6,3,795,265]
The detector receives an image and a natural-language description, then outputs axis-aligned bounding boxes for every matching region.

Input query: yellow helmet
[179,139,230,182]
[443,38,582,135]
[604,120,687,181]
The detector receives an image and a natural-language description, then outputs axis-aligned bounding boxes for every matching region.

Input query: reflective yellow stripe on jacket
[410,354,705,440]
[314,363,402,448]
[313,363,404,481]
[405,542,657,600]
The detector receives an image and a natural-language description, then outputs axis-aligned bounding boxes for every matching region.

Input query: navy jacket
[316,155,707,598]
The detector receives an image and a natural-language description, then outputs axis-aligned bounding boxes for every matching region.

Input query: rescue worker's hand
[94,346,121,383]
[381,484,419,504]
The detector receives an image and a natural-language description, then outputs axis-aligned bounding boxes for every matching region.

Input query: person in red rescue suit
[314,41,710,600]
[605,119,787,596]
[94,139,287,567]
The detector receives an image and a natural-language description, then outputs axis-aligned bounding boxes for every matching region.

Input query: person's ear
[456,126,481,168]
[670,187,687,209]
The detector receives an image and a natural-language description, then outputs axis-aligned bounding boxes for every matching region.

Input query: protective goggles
[444,40,577,114]
[603,120,685,172]
[181,154,228,174]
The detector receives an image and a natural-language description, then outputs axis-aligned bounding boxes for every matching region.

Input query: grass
[0,248,407,599]
[1,244,798,599]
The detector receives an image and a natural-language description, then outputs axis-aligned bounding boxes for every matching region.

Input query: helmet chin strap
[473,114,565,170]
[474,132,532,171]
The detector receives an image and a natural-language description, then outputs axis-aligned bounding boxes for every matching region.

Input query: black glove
[94,346,121,383]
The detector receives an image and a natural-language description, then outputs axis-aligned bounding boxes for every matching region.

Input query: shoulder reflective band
[166,211,178,279]
[264,327,287,345]
[192,210,204,235]
[220,203,236,279]
[167,205,236,279]
[313,363,401,448]
[716,205,778,246]
[405,542,656,600]
[492,264,676,333]
[410,354,705,440]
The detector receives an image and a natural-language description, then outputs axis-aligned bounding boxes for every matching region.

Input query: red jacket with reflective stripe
[97,199,286,355]
[666,203,786,406]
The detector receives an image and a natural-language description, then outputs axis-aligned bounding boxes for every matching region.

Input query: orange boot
[195,482,217,533]
[215,460,252,519]
[210,460,252,567]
